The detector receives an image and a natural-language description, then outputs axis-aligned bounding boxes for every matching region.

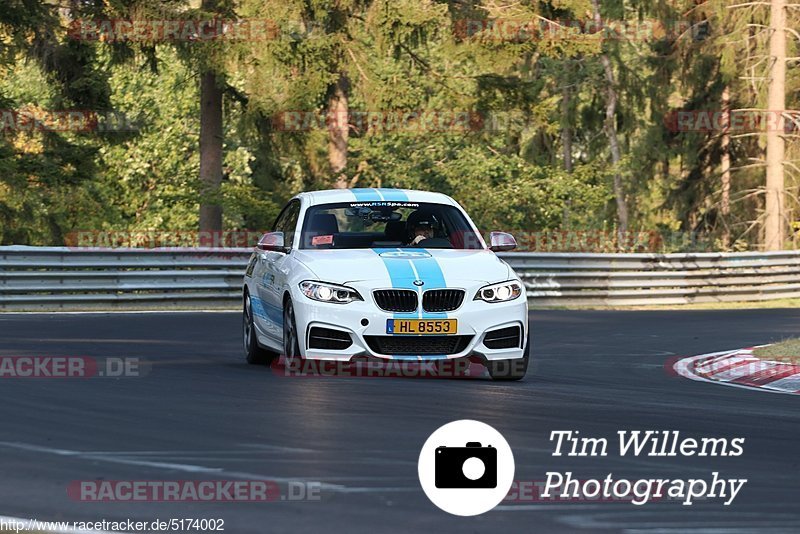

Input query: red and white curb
[674,347,800,395]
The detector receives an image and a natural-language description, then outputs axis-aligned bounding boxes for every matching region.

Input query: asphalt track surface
[0,309,798,534]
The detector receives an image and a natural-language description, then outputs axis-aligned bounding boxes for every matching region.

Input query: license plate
[386,319,457,335]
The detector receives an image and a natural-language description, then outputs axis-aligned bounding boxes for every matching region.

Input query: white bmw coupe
[242,188,529,380]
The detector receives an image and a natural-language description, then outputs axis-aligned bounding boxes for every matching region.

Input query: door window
[272,200,301,249]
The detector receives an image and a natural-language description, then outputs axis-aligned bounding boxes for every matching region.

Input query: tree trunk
[199,71,223,232]
[561,82,573,228]
[561,85,573,175]
[764,0,786,250]
[328,74,350,189]
[199,0,223,232]
[721,85,731,248]
[591,0,629,235]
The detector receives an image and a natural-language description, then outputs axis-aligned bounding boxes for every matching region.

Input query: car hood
[292,248,513,287]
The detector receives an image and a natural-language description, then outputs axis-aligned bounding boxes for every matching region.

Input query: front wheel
[283,298,302,362]
[487,337,530,381]
[244,294,277,365]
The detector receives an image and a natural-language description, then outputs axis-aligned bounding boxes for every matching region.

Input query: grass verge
[753,339,800,363]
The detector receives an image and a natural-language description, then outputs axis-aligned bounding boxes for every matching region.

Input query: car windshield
[299,201,483,250]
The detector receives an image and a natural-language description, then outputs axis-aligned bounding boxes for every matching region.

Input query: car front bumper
[292,285,529,362]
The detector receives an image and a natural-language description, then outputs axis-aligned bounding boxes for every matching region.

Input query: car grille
[422,289,465,312]
[364,335,472,355]
[483,326,522,349]
[308,327,353,350]
[373,290,418,312]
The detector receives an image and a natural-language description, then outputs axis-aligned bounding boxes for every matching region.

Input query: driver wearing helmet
[406,210,440,246]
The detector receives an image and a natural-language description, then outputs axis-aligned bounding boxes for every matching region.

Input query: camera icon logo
[418,420,515,516]
[435,442,497,488]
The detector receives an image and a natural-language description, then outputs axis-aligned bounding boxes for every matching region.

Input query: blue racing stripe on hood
[372,248,447,320]
[410,249,446,289]
[373,248,417,288]
[373,248,453,360]
[407,251,447,320]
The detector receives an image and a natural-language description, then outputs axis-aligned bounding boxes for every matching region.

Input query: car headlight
[474,280,523,303]
[300,281,363,304]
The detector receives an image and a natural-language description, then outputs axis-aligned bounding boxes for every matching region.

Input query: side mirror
[488,231,517,252]
[256,231,287,253]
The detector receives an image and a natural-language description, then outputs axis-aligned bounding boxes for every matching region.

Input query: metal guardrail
[0,247,251,310]
[507,251,800,306]
[2,246,800,310]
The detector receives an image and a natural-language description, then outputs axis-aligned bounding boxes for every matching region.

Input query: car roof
[296,188,458,207]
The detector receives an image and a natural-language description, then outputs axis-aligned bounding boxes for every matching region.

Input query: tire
[283,298,302,362]
[487,336,530,381]
[243,293,277,365]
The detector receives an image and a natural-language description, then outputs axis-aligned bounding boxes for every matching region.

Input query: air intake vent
[483,326,521,349]
[422,289,465,312]
[308,327,352,350]
[364,335,472,355]
[373,290,418,312]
